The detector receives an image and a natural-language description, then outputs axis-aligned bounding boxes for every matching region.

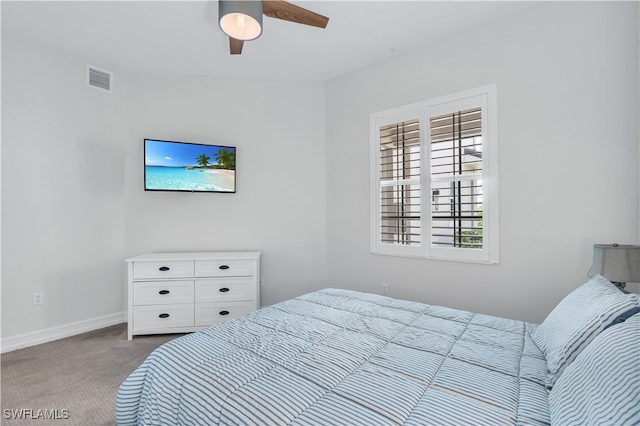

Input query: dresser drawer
[133,280,194,306]
[195,260,254,278]
[195,278,254,303]
[133,304,194,329]
[195,301,254,326]
[133,260,194,279]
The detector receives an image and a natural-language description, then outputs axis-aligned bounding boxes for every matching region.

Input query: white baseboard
[1,312,126,353]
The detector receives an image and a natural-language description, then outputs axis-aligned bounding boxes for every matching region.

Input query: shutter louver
[430,108,483,249]
[379,119,421,246]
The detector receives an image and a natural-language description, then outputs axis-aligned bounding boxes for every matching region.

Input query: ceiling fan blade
[262,0,329,29]
[229,37,244,55]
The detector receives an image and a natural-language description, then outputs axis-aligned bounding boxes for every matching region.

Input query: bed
[116,275,640,425]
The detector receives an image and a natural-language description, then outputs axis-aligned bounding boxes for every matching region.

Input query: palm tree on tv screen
[196,154,210,167]
[215,148,235,170]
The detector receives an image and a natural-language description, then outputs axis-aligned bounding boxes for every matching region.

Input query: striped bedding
[117,289,550,425]
[548,313,640,425]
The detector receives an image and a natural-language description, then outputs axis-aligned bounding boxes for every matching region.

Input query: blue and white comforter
[117,289,550,425]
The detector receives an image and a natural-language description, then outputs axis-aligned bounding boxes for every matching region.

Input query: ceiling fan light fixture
[219,0,263,41]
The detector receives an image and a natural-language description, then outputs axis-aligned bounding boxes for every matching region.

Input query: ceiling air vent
[86,65,113,93]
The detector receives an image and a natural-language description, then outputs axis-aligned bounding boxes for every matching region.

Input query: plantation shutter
[430,107,484,249]
[371,84,498,263]
[379,119,421,246]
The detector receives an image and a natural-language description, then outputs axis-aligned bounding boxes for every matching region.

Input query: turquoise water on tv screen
[145,166,235,192]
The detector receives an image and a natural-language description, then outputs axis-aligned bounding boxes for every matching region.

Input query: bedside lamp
[587,243,640,293]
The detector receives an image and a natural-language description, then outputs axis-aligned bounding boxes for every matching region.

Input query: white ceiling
[1,1,536,81]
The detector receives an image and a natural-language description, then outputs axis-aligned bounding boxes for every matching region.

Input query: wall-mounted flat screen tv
[144,139,236,193]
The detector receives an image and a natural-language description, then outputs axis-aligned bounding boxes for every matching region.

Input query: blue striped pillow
[548,313,640,425]
[532,275,639,387]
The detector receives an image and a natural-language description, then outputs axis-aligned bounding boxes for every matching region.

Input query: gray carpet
[1,324,181,425]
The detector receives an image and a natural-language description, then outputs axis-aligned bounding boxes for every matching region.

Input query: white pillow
[532,275,639,387]
[548,313,640,425]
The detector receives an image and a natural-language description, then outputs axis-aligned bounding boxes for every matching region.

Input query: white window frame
[370,84,499,264]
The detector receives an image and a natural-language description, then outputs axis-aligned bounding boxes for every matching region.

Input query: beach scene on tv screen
[145,140,235,192]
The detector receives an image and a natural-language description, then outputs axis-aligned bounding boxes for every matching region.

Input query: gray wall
[1,33,126,337]
[1,35,328,339]
[325,1,640,323]
[121,73,328,307]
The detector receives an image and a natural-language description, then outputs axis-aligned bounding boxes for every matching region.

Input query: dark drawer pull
[219,265,230,270]
[159,266,170,271]
[219,310,230,316]
[159,313,170,318]
[159,290,170,295]
[219,288,230,293]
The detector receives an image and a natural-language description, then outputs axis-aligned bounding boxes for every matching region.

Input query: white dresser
[125,251,261,340]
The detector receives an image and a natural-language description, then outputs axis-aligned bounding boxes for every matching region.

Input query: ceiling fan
[218,0,329,55]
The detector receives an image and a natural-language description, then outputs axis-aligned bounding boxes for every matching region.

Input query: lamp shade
[219,0,263,41]
[587,244,640,283]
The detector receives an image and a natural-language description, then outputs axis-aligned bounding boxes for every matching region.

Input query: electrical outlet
[33,292,44,306]
[381,283,388,295]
